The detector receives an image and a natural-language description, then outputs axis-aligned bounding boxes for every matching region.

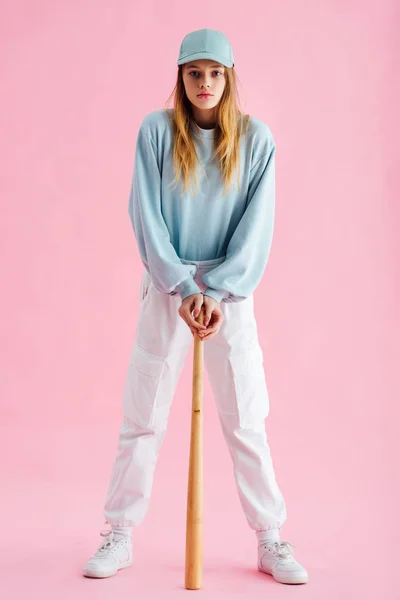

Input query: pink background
[1,1,398,598]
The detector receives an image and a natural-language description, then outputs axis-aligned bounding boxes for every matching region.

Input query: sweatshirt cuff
[203,286,225,303]
[176,277,202,301]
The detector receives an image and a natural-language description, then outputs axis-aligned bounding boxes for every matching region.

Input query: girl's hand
[178,293,207,336]
[196,295,224,341]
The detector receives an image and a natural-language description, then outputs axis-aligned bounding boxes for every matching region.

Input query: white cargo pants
[103,256,287,533]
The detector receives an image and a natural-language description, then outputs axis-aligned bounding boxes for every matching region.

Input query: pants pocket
[122,343,166,431]
[139,270,151,301]
[228,344,270,429]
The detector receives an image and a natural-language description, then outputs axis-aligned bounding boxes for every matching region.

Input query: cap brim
[177,52,234,68]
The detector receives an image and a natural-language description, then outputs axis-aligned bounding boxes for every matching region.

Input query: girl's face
[182,59,226,113]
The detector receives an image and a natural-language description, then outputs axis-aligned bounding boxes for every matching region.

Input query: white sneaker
[257,540,308,584]
[82,527,133,578]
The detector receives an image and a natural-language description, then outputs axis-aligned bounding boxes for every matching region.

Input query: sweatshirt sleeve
[128,123,202,301]
[202,138,276,303]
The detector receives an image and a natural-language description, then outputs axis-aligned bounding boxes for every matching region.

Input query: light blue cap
[177,28,234,68]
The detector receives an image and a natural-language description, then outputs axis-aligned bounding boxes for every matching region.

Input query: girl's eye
[188,71,223,77]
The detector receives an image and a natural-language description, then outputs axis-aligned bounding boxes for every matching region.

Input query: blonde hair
[164,65,251,197]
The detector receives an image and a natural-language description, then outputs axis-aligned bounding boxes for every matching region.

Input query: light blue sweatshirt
[128,108,276,303]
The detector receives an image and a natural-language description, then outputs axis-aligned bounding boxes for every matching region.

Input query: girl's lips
[198,94,213,98]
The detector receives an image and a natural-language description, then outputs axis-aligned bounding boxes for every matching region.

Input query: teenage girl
[82,28,308,586]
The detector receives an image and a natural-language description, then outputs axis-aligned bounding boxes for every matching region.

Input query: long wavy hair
[164,65,251,197]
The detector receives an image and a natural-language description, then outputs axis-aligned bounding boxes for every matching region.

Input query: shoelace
[268,540,296,558]
[94,527,118,555]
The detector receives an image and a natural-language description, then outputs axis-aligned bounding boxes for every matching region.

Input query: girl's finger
[188,311,207,330]
[181,309,205,331]
[201,324,219,334]
[199,326,219,339]
[200,331,216,341]
[204,309,213,327]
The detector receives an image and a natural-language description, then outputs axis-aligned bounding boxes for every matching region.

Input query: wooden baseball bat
[185,306,205,590]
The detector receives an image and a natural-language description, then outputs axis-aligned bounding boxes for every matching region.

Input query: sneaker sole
[258,565,308,584]
[83,558,133,579]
